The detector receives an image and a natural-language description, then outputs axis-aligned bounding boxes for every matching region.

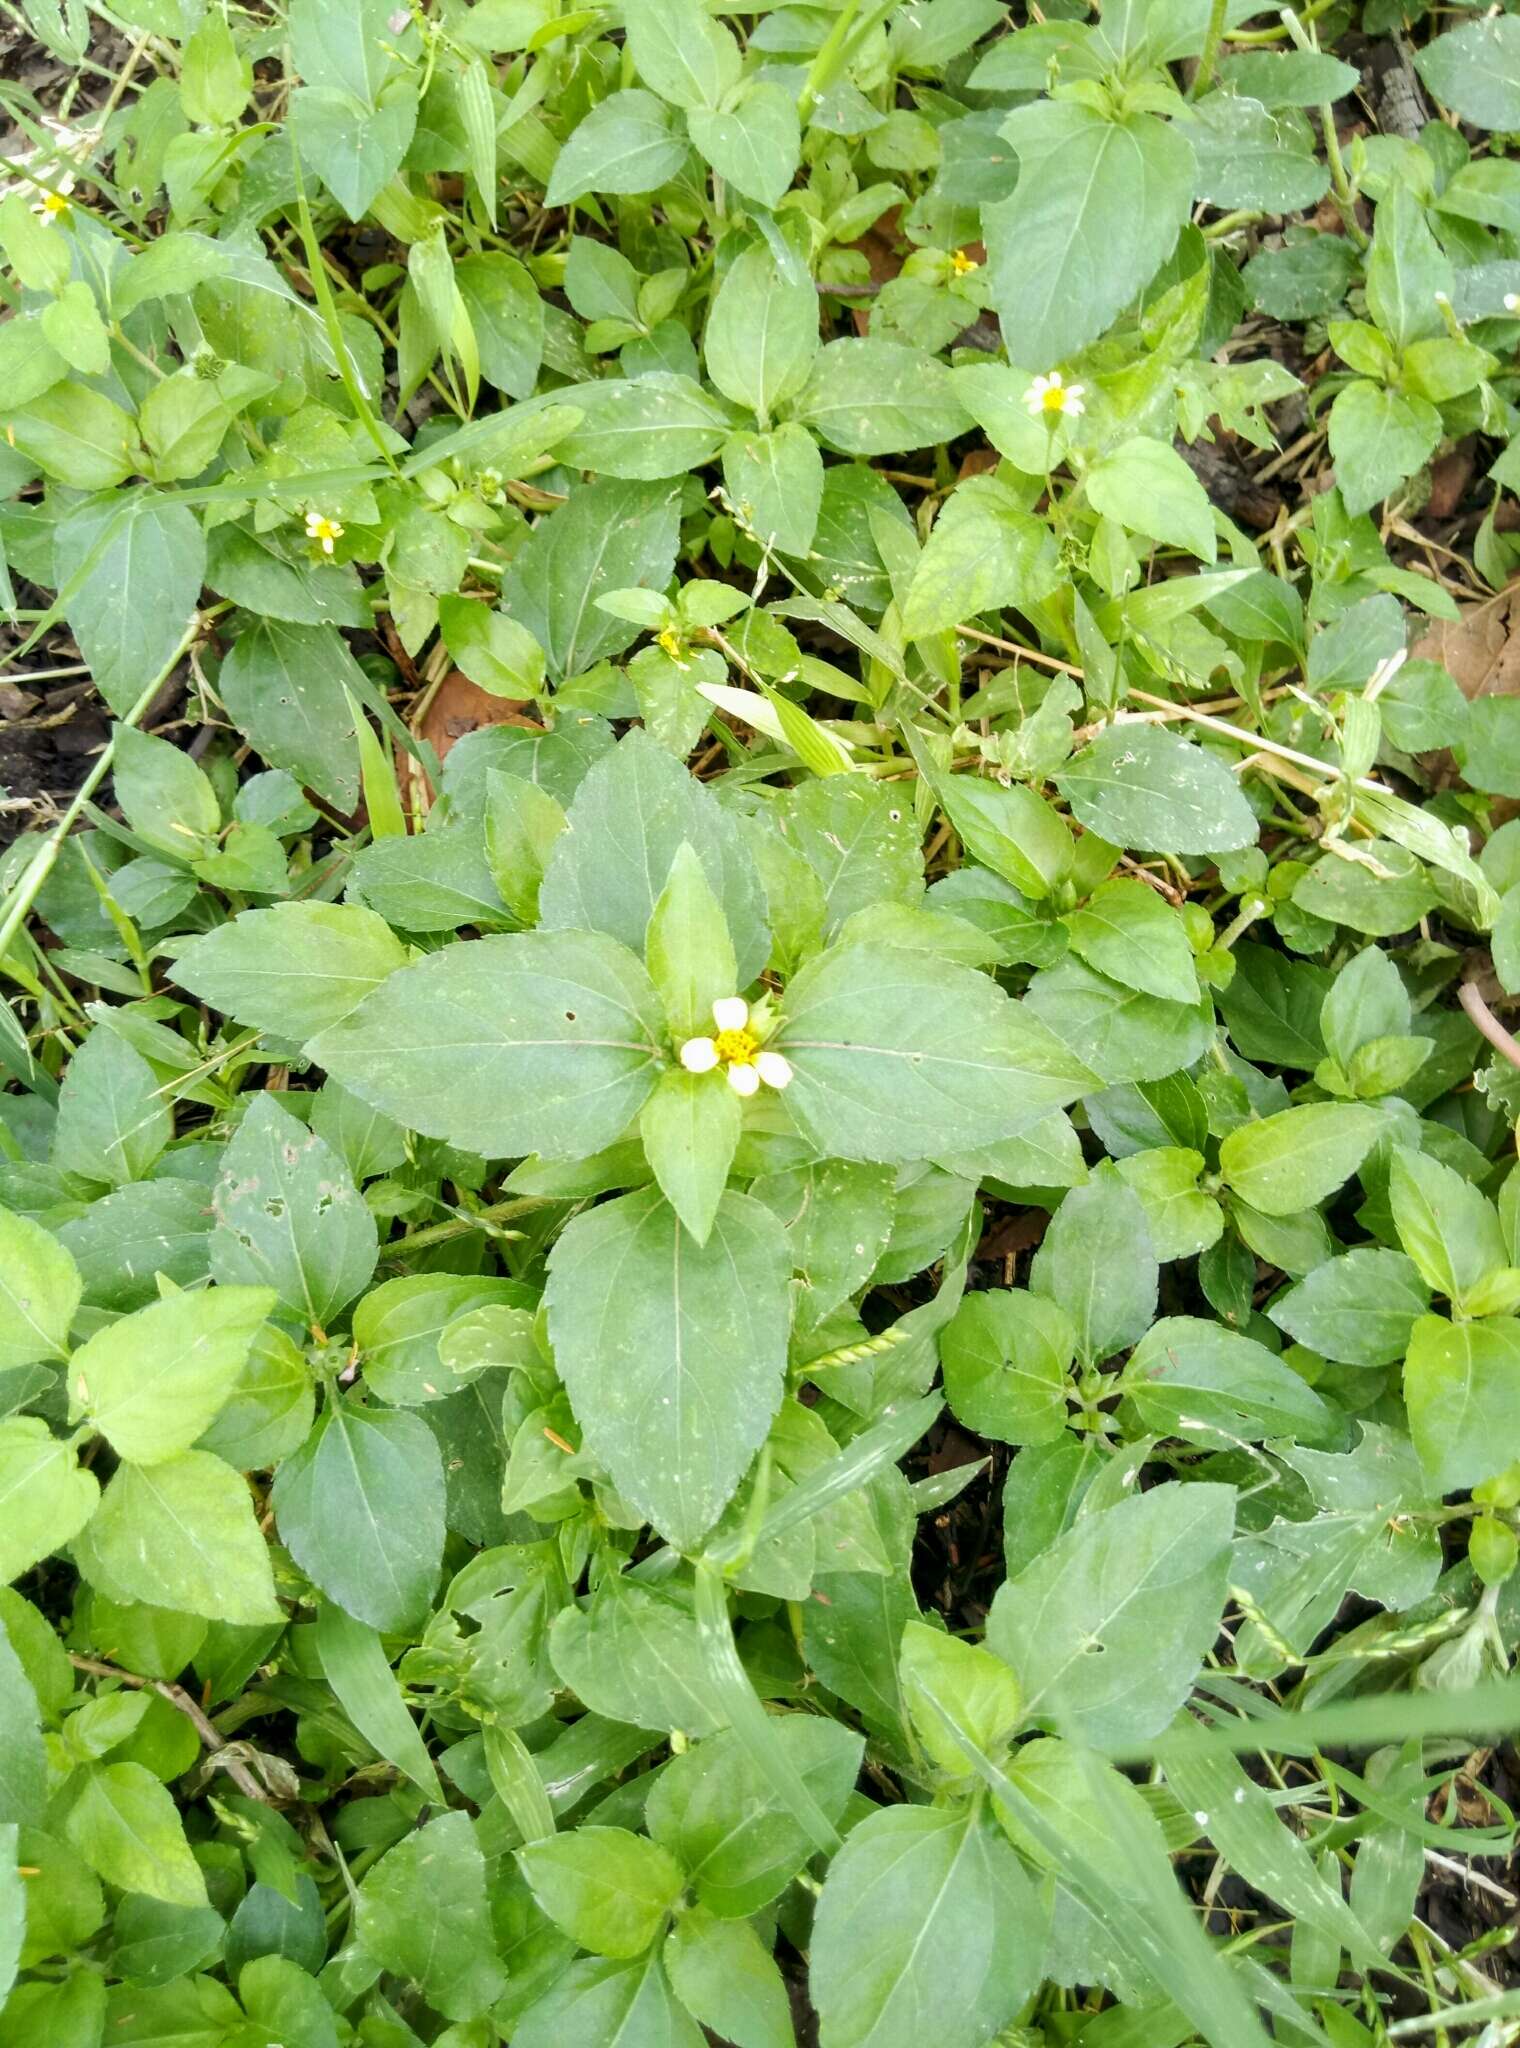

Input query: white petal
[726,1062,761,1097]
[754,1050,792,1090]
[679,1036,719,1073]
[1065,396,1085,417]
[711,996,749,1032]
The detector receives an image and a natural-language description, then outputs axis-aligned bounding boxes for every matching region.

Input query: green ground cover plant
[7,0,1520,2040]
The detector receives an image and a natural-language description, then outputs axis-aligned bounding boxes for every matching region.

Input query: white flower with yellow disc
[1023,369,1085,419]
[679,995,792,1098]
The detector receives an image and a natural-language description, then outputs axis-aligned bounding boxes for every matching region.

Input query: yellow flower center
[41,192,69,216]
[1040,385,1067,414]
[950,249,978,276]
[656,628,683,660]
[713,1026,758,1065]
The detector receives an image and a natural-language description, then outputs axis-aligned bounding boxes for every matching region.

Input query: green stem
[383,1196,551,1256]
[1190,0,1229,97]
[798,0,862,123]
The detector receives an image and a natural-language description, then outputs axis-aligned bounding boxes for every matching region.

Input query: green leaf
[291,79,418,221]
[75,1451,281,1623]
[985,101,1195,369]
[539,731,771,984]
[689,82,801,210]
[0,1623,46,1827]
[65,1762,209,1909]
[315,1599,444,1803]
[518,1826,684,1957]
[645,839,738,1040]
[171,902,410,1041]
[1156,1728,1378,1967]
[1056,725,1257,855]
[776,943,1093,1165]
[308,928,665,1162]
[210,1095,376,1325]
[0,1208,79,1369]
[67,1284,273,1465]
[515,1954,703,2048]
[217,620,362,810]
[811,1803,1040,2048]
[1062,879,1199,1002]
[0,1825,19,2007]
[52,1027,171,1189]
[639,1071,741,1247]
[272,1401,444,1630]
[794,339,970,456]
[663,1909,794,2048]
[6,384,141,489]
[940,1289,1072,1445]
[1414,16,1520,130]
[503,477,682,680]
[987,1484,1235,1746]
[1328,381,1441,517]
[899,1621,1024,1776]
[646,1717,862,1918]
[722,422,824,557]
[545,1186,791,1550]
[624,0,739,109]
[1268,1248,1430,1367]
[0,1419,99,1582]
[55,495,207,719]
[456,251,543,399]
[769,777,925,937]
[1388,1144,1506,1308]
[901,475,1062,637]
[561,374,730,480]
[1405,1313,1520,1492]
[1086,437,1218,562]
[1174,94,1328,212]
[1029,1172,1157,1365]
[551,1578,726,1735]
[546,90,689,204]
[705,244,817,424]
[1218,1103,1379,1216]
[355,1811,506,2020]
[1122,1315,1333,1443]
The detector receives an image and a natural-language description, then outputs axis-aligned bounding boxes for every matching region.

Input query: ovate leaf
[811,1803,1040,2048]
[65,1763,208,1909]
[0,1208,80,1369]
[986,101,1194,369]
[354,1810,505,2019]
[545,1186,791,1551]
[170,903,409,1040]
[210,1095,377,1324]
[986,1484,1235,1747]
[0,1419,100,1582]
[308,929,665,1162]
[271,1401,445,1630]
[1056,724,1257,856]
[67,1284,274,1465]
[75,1452,281,1623]
[777,944,1094,1165]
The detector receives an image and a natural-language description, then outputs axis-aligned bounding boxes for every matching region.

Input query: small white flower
[1023,369,1085,419]
[754,1049,792,1091]
[1507,293,1520,314]
[678,994,791,1094]
[304,510,344,555]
